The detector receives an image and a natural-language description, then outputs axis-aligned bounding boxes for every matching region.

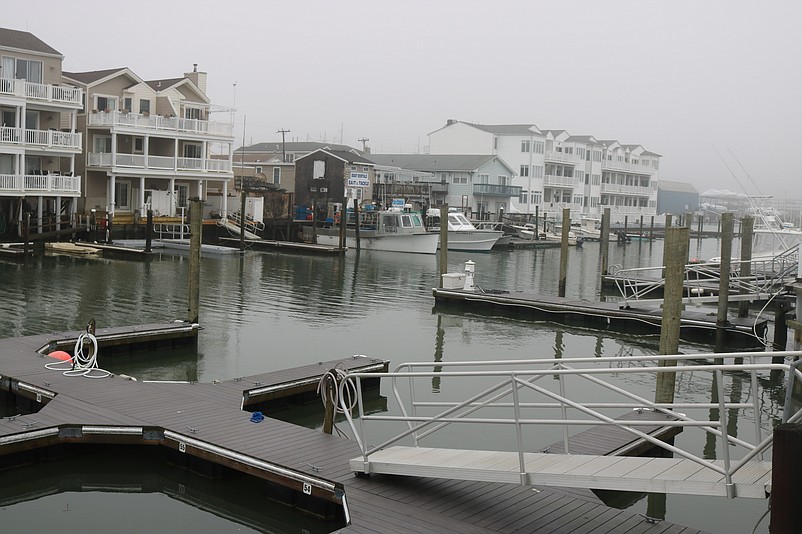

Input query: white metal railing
[227,211,264,234]
[545,151,583,164]
[600,183,653,195]
[0,78,83,105]
[0,173,81,195]
[86,152,231,173]
[610,244,799,307]
[341,352,802,498]
[0,126,81,150]
[87,110,232,136]
[153,223,191,240]
[602,159,654,174]
[543,174,577,187]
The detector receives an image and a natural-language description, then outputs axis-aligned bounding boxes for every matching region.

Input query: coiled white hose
[45,332,111,379]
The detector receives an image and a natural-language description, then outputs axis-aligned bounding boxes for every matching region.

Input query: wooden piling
[770,423,802,533]
[239,188,247,252]
[187,199,202,324]
[322,370,337,435]
[600,208,611,277]
[338,196,347,251]
[439,203,448,287]
[649,215,654,240]
[738,217,754,318]
[353,198,360,250]
[715,213,734,351]
[655,226,690,404]
[558,208,570,297]
[145,209,153,253]
[639,215,644,238]
[534,206,539,239]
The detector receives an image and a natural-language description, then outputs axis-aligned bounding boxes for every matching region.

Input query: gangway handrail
[339,350,802,498]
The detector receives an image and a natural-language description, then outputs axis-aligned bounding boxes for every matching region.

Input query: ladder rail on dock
[341,351,802,500]
[611,244,799,307]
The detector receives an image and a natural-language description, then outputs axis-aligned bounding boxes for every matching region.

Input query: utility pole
[358,137,369,153]
[277,128,290,162]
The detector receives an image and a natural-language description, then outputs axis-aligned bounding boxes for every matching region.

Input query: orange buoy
[48,350,72,361]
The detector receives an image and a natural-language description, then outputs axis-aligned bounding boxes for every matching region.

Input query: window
[272,167,281,184]
[183,143,202,159]
[93,135,111,153]
[478,174,489,184]
[254,166,262,174]
[521,140,530,152]
[95,95,118,111]
[533,141,544,154]
[593,150,602,162]
[531,191,542,204]
[139,99,151,114]
[175,183,189,208]
[564,147,573,155]
[184,107,202,120]
[2,57,43,84]
[576,147,586,159]
[498,176,507,186]
[519,165,529,177]
[134,137,144,153]
[123,97,132,112]
[533,165,544,178]
[519,190,528,204]
[575,170,585,182]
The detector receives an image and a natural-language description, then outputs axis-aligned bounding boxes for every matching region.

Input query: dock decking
[433,287,767,347]
[0,324,709,533]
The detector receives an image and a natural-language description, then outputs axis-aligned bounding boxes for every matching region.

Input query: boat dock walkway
[433,287,767,346]
[218,236,345,254]
[0,324,710,533]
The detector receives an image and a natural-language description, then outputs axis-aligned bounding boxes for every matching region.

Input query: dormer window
[95,95,118,112]
[139,99,151,114]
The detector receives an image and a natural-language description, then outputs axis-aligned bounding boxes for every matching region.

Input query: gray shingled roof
[63,68,129,85]
[658,180,698,194]
[296,148,375,165]
[465,122,542,135]
[368,154,507,173]
[0,27,61,56]
[145,77,184,90]
[236,141,360,154]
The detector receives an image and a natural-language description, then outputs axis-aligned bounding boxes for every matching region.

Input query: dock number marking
[302,482,312,495]
[36,393,41,403]
[179,442,186,453]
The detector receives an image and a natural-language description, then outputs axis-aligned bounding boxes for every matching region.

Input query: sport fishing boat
[426,209,503,252]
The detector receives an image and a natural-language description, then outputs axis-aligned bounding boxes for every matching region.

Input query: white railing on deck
[341,352,802,498]
[87,152,231,173]
[0,78,83,105]
[0,174,81,195]
[602,159,654,174]
[543,174,577,187]
[600,183,652,195]
[545,151,583,164]
[87,110,232,136]
[0,127,81,150]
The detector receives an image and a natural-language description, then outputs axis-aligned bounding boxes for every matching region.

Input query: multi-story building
[368,153,519,218]
[63,65,233,221]
[427,120,660,223]
[0,27,83,238]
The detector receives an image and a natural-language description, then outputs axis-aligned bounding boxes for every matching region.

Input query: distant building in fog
[657,180,699,216]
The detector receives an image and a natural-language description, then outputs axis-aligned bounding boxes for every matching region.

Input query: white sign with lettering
[347,172,370,188]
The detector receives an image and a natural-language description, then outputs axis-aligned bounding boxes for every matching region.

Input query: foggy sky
[7,0,801,197]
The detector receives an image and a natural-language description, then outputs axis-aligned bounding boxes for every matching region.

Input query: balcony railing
[87,110,233,137]
[600,183,653,195]
[601,159,654,174]
[472,183,522,197]
[0,78,83,106]
[87,152,232,173]
[0,126,82,150]
[0,173,81,195]
[545,151,583,164]
[543,174,578,187]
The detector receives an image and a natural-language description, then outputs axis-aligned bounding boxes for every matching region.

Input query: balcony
[0,78,83,107]
[543,174,578,188]
[88,110,233,137]
[601,159,654,174]
[545,151,583,164]
[600,183,653,195]
[87,152,232,173]
[0,126,82,151]
[0,173,81,196]
[473,183,522,197]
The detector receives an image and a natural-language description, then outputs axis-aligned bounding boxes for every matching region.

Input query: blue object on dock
[250,411,264,423]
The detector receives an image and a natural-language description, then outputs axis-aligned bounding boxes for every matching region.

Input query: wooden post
[738,217,754,318]
[145,209,153,253]
[239,188,247,252]
[322,370,337,435]
[655,226,690,404]
[639,215,644,238]
[715,213,734,351]
[773,300,791,358]
[649,215,654,240]
[665,213,673,229]
[353,198,361,250]
[623,215,628,236]
[187,198,202,324]
[558,208,570,297]
[534,206,539,240]
[770,424,802,533]
[106,211,113,243]
[439,203,448,287]
[600,208,611,277]
[23,213,30,257]
[338,196,347,251]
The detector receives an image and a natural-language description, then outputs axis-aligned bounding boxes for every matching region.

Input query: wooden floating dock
[433,287,767,347]
[0,324,706,533]
[218,236,344,254]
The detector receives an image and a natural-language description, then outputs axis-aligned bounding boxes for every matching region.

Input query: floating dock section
[433,287,767,347]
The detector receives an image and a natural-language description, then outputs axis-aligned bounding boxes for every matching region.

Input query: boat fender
[250,411,265,423]
[48,350,72,361]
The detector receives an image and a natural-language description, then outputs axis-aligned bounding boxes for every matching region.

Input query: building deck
[0,324,708,533]
[433,287,767,347]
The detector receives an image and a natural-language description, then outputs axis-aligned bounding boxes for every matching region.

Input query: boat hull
[314,229,439,254]
[438,230,504,252]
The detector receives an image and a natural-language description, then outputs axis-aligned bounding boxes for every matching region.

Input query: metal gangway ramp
[340,352,802,500]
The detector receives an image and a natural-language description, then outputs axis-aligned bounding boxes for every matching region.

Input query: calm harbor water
[0,237,781,533]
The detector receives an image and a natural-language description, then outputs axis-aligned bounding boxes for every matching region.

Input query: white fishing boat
[426,209,503,252]
[574,217,602,241]
[511,222,580,245]
[305,209,439,254]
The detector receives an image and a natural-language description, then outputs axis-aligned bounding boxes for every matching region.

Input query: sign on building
[347,172,370,188]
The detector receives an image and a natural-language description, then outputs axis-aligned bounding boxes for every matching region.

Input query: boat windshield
[448,213,476,230]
